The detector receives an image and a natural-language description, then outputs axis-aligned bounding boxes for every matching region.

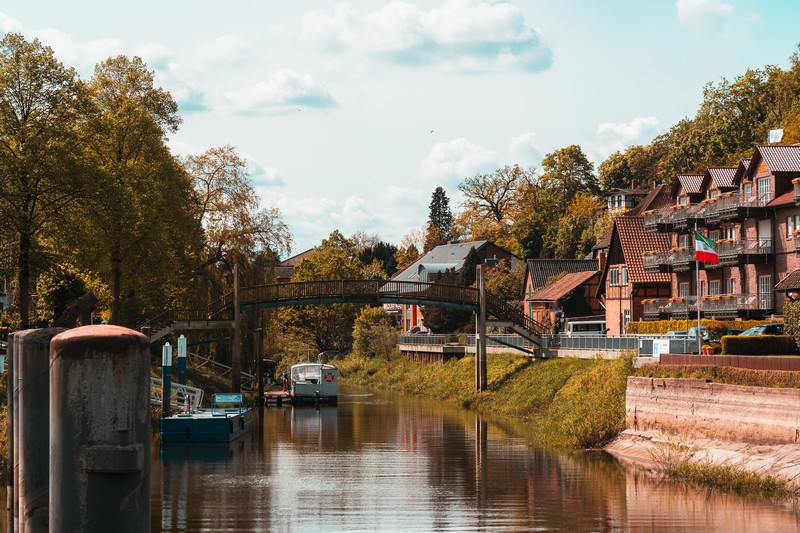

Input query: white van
[566,320,607,336]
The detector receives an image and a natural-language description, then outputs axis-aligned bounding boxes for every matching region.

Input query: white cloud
[34,28,122,75]
[421,138,498,185]
[194,35,248,66]
[226,68,335,114]
[0,12,23,33]
[509,132,542,167]
[676,0,739,36]
[301,0,552,73]
[594,116,661,160]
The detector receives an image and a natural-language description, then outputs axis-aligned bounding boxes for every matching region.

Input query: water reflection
[150,390,800,532]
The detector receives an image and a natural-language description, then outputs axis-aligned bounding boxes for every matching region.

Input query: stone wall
[626,376,800,445]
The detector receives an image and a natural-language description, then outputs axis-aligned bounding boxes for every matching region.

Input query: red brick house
[525,270,601,329]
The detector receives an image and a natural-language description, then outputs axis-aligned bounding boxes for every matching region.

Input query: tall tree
[597,151,633,192]
[424,186,453,252]
[79,55,197,324]
[539,145,599,206]
[187,145,291,293]
[0,34,86,328]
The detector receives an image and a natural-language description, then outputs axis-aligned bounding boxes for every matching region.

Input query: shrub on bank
[627,319,769,335]
[721,335,799,355]
[666,462,792,498]
[635,363,800,388]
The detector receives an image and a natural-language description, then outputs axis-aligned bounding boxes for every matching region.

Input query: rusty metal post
[50,325,151,533]
[255,328,264,406]
[7,332,16,532]
[231,264,241,392]
[162,343,172,419]
[17,328,66,533]
[476,264,487,391]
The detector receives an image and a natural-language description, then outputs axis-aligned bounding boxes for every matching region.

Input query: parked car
[687,326,709,341]
[665,330,688,337]
[739,324,784,336]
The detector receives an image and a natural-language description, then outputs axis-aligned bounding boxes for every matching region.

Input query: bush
[627,319,773,335]
[721,335,799,355]
[352,306,398,358]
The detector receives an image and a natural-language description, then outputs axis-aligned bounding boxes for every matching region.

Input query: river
[153,390,800,532]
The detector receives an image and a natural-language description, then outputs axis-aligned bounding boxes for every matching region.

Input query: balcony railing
[673,203,706,229]
[642,250,672,274]
[642,298,671,319]
[671,247,701,271]
[713,239,773,267]
[643,208,675,233]
[699,293,772,318]
[704,191,769,222]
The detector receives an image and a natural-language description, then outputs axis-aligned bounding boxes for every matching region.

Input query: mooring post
[232,264,241,393]
[7,332,16,532]
[177,335,187,385]
[255,328,264,407]
[476,264,487,392]
[162,342,173,419]
[49,325,151,533]
[17,328,66,533]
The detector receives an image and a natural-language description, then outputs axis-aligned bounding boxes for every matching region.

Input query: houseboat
[290,361,338,403]
[160,392,253,444]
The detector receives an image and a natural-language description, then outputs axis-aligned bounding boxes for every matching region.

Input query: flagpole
[695,221,702,353]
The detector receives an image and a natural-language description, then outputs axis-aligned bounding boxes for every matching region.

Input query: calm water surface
[152,390,800,532]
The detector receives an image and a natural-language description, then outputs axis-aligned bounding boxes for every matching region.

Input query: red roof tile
[529,270,599,301]
[767,190,794,207]
[676,174,704,194]
[592,229,612,250]
[707,167,737,189]
[614,217,671,283]
[624,183,672,216]
[758,145,800,173]
[776,269,800,291]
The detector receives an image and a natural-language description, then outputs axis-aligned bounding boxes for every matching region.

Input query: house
[525,270,602,329]
[640,144,800,322]
[597,215,672,334]
[605,187,648,213]
[274,248,315,283]
[392,240,521,332]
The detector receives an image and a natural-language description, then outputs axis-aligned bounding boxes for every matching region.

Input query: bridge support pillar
[255,328,264,406]
[50,325,151,533]
[476,265,487,392]
[232,264,241,393]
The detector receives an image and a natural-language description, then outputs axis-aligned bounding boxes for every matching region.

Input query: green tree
[352,306,397,358]
[0,34,86,328]
[36,264,87,326]
[545,193,606,259]
[77,55,200,324]
[485,259,524,310]
[280,231,364,352]
[357,240,398,277]
[597,151,633,192]
[424,186,453,251]
[540,145,599,206]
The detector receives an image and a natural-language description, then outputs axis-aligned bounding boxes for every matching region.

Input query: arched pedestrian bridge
[143,280,545,345]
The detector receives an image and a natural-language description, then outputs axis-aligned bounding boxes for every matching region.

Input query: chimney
[597,251,606,272]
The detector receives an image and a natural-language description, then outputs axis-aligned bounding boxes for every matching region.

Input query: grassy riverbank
[338,352,634,449]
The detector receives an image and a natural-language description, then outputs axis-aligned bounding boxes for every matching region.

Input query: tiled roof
[279,248,315,266]
[707,167,737,188]
[274,266,296,281]
[776,269,800,291]
[592,229,612,251]
[529,270,599,301]
[614,217,671,283]
[676,174,705,195]
[733,159,752,185]
[392,240,489,282]
[526,259,598,291]
[767,190,794,207]
[758,145,800,173]
[624,183,672,216]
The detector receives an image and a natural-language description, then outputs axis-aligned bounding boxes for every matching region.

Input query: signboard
[652,339,670,357]
[214,393,243,405]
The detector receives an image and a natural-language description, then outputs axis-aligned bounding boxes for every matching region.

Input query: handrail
[150,377,204,410]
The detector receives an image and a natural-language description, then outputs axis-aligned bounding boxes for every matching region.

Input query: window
[759,275,773,310]
[678,196,688,206]
[623,309,631,331]
[725,278,737,294]
[757,177,771,206]
[743,183,752,201]
[679,282,690,298]
[788,216,796,238]
[709,190,719,199]
[679,234,689,248]
[724,226,737,240]
[609,267,619,286]
[709,230,721,242]
[709,280,721,295]
[700,280,706,297]
[621,266,628,286]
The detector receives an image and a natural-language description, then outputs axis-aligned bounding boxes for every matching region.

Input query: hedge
[627,319,771,335]
[721,335,799,355]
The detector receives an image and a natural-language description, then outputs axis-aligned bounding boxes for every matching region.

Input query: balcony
[794,178,800,206]
[673,203,706,230]
[699,293,772,319]
[642,250,672,274]
[643,208,676,233]
[642,298,670,319]
[670,247,705,272]
[713,239,772,267]
[703,191,768,222]
[664,296,698,319]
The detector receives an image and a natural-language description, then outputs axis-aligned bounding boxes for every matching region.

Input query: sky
[1,0,799,256]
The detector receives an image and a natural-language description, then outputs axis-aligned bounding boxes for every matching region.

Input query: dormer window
[678,196,688,206]
[757,177,771,206]
[743,182,752,199]
[709,190,718,199]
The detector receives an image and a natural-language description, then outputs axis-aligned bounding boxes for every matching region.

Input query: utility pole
[232,264,241,392]
[475,264,487,391]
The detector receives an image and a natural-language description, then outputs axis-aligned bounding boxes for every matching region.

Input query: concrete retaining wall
[626,376,800,445]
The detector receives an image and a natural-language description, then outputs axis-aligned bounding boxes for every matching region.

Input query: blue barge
[160,393,252,444]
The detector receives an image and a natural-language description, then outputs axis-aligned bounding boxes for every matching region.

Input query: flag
[695,231,718,264]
